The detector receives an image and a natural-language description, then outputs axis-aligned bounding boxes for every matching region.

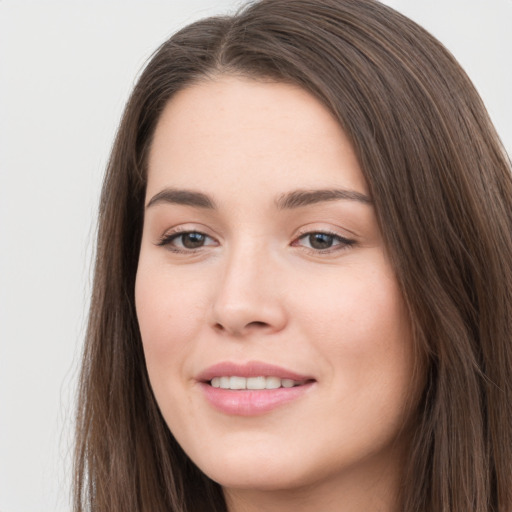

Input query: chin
[189,443,313,491]
[205,463,311,492]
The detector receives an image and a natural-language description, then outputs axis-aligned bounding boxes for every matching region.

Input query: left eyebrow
[275,188,372,209]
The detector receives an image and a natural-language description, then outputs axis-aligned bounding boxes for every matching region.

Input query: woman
[74,0,512,510]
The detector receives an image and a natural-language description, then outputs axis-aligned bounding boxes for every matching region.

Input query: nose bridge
[211,236,286,336]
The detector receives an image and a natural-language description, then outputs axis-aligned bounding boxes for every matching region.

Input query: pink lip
[196,361,316,416]
[196,361,313,382]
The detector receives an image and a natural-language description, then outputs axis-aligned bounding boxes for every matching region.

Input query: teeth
[247,376,266,389]
[229,376,245,389]
[266,376,281,389]
[209,376,303,390]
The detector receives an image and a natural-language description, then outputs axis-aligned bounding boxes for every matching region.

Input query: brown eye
[179,232,207,249]
[308,233,335,250]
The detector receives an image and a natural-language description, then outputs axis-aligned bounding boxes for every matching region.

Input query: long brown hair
[74,1,512,510]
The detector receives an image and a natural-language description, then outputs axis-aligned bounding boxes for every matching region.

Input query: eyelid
[294,223,357,239]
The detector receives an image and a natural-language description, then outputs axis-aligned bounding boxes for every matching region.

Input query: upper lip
[196,361,315,383]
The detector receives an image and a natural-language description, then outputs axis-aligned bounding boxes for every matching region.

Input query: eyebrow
[146,188,216,209]
[145,187,372,210]
[275,188,372,209]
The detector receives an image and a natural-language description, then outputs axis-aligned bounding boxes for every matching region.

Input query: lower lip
[199,382,315,416]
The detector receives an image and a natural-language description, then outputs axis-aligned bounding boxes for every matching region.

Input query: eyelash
[157,228,356,255]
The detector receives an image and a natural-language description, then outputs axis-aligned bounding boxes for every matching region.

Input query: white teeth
[281,379,295,388]
[266,376,281,389]
[229,376,246,390]
[209,376,303,390]
[247,376,266,390]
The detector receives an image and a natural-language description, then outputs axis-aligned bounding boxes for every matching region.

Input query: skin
[135,76,417,512]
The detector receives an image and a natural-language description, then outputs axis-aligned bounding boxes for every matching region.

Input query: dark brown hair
[74,1,512,510]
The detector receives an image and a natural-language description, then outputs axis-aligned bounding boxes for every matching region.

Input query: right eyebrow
[146,188,216,210]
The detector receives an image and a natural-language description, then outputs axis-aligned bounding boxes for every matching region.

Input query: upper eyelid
[296,231,351,242]
[159,223,217,238]
[294,221,358,237]
[158,229,217,244]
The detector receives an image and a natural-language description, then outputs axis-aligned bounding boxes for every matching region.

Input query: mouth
[197,362,316,416]
[209,376,312,390]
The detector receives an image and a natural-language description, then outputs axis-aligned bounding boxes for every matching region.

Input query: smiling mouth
[199,366,316,415]
[209,376,311,390]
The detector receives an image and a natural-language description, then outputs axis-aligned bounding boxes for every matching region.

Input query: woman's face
[136,77,416,501]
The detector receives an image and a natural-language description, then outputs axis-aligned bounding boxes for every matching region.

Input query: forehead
[146,76,367,200]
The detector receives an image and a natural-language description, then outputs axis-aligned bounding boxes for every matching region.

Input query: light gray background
[0,1,510,511]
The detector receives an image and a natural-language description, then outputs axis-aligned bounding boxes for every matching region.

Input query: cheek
[298,263,407,350]
[295,261,413,407]
[134,264,208,371]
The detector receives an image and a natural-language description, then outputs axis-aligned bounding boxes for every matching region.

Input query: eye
[158,231,217,252]
[293,231,355,252]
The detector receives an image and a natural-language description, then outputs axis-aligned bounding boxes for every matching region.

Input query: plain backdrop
[0,1,510,511]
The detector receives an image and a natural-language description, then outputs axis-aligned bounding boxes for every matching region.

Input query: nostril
[247,321,270,329]
[213,320,271,335]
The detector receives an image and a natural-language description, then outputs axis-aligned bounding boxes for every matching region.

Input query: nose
[210,243,287,337]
